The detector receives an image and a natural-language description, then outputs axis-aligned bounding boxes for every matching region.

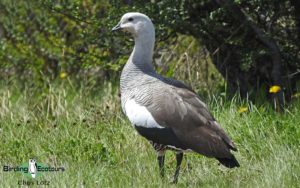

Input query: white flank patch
[124,99,164,128]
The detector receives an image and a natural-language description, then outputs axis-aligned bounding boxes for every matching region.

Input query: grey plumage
[113,12,239,183]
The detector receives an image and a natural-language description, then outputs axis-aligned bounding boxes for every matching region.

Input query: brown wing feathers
[147,86,238,158]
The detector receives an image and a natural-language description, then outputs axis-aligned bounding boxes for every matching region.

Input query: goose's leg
[157,150,166,178]
[172,152,183,184]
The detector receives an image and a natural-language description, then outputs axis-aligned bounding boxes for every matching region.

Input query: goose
[112,12,239,183]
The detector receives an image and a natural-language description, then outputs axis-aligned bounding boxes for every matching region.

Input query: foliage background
[0,0,299,101]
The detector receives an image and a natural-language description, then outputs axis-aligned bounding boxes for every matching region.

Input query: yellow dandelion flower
[238,107,248,113]
[60,72,68,79]
[269,85,281,93]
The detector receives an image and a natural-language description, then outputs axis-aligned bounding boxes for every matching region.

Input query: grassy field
[0,81,299,188]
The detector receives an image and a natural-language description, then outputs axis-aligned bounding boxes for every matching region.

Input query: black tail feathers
[216,155,240,168]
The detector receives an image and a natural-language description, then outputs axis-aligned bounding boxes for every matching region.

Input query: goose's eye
[128,17,134,22]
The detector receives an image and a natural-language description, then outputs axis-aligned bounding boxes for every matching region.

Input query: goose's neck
[120,29,156,93]
[130,30,155,73]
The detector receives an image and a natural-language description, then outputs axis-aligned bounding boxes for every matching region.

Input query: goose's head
[112,12,154,37]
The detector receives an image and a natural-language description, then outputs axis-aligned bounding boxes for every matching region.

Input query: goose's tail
[216,154,240,168]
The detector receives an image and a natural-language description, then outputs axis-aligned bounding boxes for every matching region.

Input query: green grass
[0,82,299,188]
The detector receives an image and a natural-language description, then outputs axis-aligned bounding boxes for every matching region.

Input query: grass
[0,81,299,188]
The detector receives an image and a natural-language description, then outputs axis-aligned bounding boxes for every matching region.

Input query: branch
[215,0,284,108]
[216,1,281,77]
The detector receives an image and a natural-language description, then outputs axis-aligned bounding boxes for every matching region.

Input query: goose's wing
[145,85,237,158]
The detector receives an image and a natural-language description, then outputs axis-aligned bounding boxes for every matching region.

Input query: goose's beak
[112,22,121,32]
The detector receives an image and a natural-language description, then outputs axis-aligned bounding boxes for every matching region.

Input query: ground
[0,82,299,187]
